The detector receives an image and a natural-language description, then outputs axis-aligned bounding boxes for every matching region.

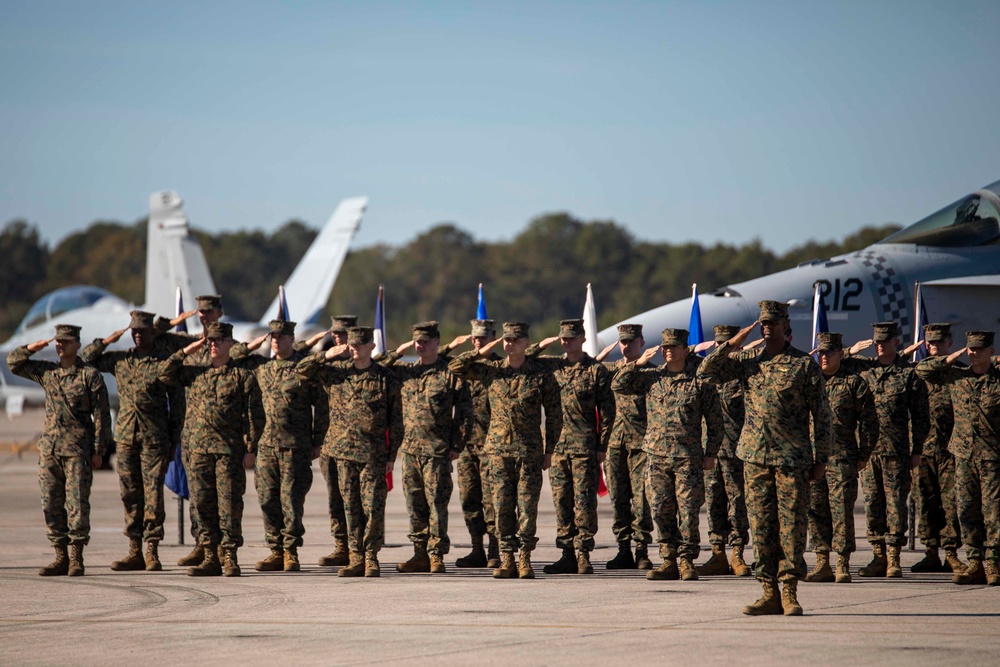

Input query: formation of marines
[10,294,1000,615]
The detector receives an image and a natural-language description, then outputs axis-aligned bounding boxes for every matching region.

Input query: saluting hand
[595,341,617,362]
[693,341,716,354]
[103,328,127,345]
[635,347,658,366]
[946,347,968,365]
[848,339,873,356]
[742,338,765,351]
[538,336,559,350]
[446,334,471,350]
[395,340,415,355]
[728,321,759,349]
[171,310,198,327]
[26,338,53,353]
[182,338,206,357]
[246,333,269,351]
[479,338,503,357]
[325,344,348,360]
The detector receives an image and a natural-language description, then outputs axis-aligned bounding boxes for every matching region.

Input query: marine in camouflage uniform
[698,301,833,616]
[159,321,265,577]
[602,323,654,570]
[699,324,752,577]
[230,320,328,573]
[448,321,563,579]
[454,319,501,568]
[842,321,930,578]
[8,324,112,577]
[615,328,723,582]
[910,323,966,573]
[805,332,879,584]
[297,326,404,578]
[916,330,1000,586]
[81,310,184,572]
[526,319,614,575]
[380,321,471,574]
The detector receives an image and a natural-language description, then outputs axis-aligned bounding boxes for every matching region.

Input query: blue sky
[1,1,997,252]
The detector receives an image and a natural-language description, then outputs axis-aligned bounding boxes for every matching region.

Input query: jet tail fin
[145,191,217,322]
[259,196,367,326]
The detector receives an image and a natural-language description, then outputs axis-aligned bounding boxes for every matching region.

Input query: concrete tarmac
[2,411,999,666]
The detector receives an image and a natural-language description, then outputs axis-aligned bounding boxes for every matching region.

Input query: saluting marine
[81,310,184,572]
[8,324,112,577]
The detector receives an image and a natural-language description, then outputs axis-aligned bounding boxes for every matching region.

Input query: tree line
[0,213,900,343]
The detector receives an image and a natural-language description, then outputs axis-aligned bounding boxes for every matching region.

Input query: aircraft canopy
[15,286,116,334]
[879,180,1000,247]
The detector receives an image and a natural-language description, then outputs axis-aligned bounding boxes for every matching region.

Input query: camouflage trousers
[402,453,454,555]
[955,457,1000,561]
[457,446,496,540]
[549,452,600,552]
[38,451,93,546]
[181,442,199,541]
[645,454,704,560]
[336,457,388,556]
[808,460,859,555]
[916,451,961,550]
[862,455,910,547]
[745,462,809,583]
[188,452,246,549]
[704,455,749,547]
[489,454,543,554]
[255,445,313,550]
[319,452,348,543]
[116,439,170,543]
[604,446,652,546]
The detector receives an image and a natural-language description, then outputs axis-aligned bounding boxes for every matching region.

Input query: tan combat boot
[835,554,852,583]
[111,538,146,571]
[910,546,943,573]
[518,550,535,579]
[429,554,446,574]
[255,547,284,571]
[486,534,501,569]
[606,542,635,570]
[39,545,69,576]
[177,544,205,567]
[944,548,967,574]
[577,550,594,575]
[188,544,222,577]
[679,556,699,581]
[858,543,887,577]
[986,559,999,586]
[318,539,350,567]
[396,545,431,573]
[364,553,380,577]
[634,543,653,570]
[953,558,986,585]
[886,545,902,578]
[730,545,752,577]
[805,551,835,583]
[67,544,85,577]
[742,578,783,616]
[646,548,679,581]
[697,544,730,576]
[781,579,803,616]
[283,547,301,572]
[221,547,241,577]
[145,542,162,571]
[493,552,517,579]
[337,551,365,577]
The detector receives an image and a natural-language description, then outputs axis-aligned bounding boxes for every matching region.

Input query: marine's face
[761,319,787,344]
[350,341,375,361]
[54,338,80,359]
[332,331,349,346]
[560,336,584,355]
[619,337,644,361]
[131,327,152,350]
[818,348,843,374]
[927,338,952,356]
[661,344,686,364]
[199,307,222,328]
[968,345,994,366]
[208,336,232,360]
[503,337,529,356]
[876,337,899,358]
[271,333,294,357]
[472,335,495,351]
[415,338,439,361]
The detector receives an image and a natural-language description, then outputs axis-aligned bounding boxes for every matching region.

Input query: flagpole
[812,282,819,353]
[912,281,921,363]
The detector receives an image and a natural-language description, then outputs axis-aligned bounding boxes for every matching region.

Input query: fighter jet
[1,192,367,410]
[599,179,1000,354]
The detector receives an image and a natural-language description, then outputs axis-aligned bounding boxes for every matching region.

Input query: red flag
[384,428,393,492]
[597,466,608,497]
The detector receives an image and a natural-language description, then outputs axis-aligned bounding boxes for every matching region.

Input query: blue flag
[477,283,488,320]
[811,283,829,357]
[688,284,705,353]
[165,285,189,498]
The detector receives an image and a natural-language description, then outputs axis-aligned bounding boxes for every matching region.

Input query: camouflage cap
[923,323,952,342]
[872,321,899,342]
[347,326,374,345]
[54,324,81,342]
[502,321,529,340]
[713,324,740,343]
[412,321,440,341]
[617,323,643,342]
[470,319,497,337]
[330,315,358,333]
[269,320,296,336]
[196,295,223,312]
[965,330,995,349]
[559,319,585,338]
[816,331,844,351]
[757,300,789,323]
[129,310,155,330]
[660,328,689,347]
[205,321,233,340]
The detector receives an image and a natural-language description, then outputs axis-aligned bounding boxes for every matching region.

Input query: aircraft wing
[259,196,367,325]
